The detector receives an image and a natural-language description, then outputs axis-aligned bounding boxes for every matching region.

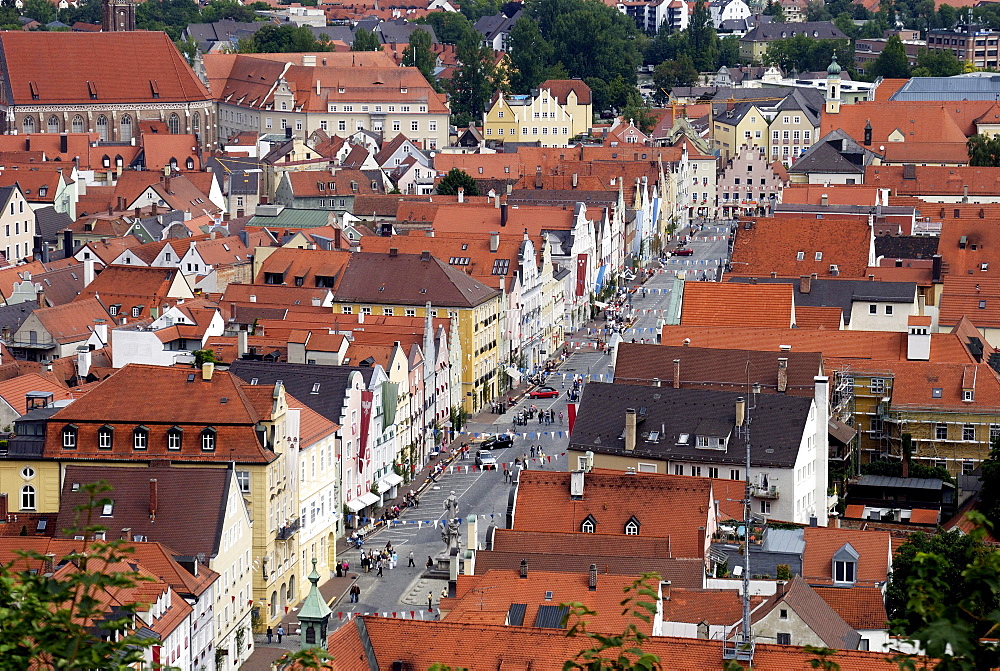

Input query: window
[98,425,114,450]
[411,121,419,132]
[581,515,596,533]
[708,467,719,478]
[361,306,372,315]
[777,633,792,645]
[133,426,148,450]
[815,251,822,261]
[760,500,771,514]
[201,428,216,451]
[779,609,788,619]
[120,114,132,142]
[870,378,886,395]
[405,308,416,317]
[21,467,34,479]
[62,425,78,449]
[624,516,640,535]
[383,307,394,316]
[796,251,804,261]
[20,485,35,511]
[167,426,182,450]
[237,470,251,493]
[964,424,976,441]
[869,304,877,315]
[834,560,856,583]
[937,423,948,440]
[72,115,84,133]
[167,113,180,134]
[101,501,114,516]
[47,115,60,133]
[963,460,975,475]
[691,466,702,476]
[964,389,975,402]
[730,469,740,480]
[342,305,353,314]
[885,305,893,315]
[991,424,1000,444]
[96,115,108,141]
[22,116,35,134]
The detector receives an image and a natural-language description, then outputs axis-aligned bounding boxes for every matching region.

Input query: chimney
[151,203,158,216]
[673,359,681,389]
[902,434,911,478]
[777,357,788,393]
[500,203,508,227]
[588,564,598,591]
[420,250,431,262]
[83,258,95,287]
[93,320,108,345]
[121,528,132,542]
[494,192,501,209]
[572,173,578,188]
[624,408,637,452]
[63,230,73,259]
[76,347,91,379]
[932,254,943,283]
[457,187,464,203]
[389,247,398,257]
[519,559,528,579]
[163,174,171,194]
[36,285,46,309]
[334,226,342,250]
[652,377,660,387]
[809,515,818,527]
[201,362,215,381]
[736,396,746,428]
[777,580,786,596]
[799,275,811,294]
[907,317,931,361]
[237,330,248,358]
[490,231,499,253]
[570,470,584,498]
[149,479,158,521]
[821,193,828,207]
[661,580,671,601]
[43,553,55,575]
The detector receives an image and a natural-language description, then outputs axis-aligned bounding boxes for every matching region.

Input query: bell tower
[102,0,136,32]
[825,54,842,115]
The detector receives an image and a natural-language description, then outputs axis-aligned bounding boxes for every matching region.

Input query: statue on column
[441,491,461,552]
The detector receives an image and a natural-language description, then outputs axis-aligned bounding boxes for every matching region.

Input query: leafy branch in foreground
[562,572,662,671]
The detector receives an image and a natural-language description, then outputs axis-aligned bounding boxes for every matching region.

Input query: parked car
[673,247,694,256]
[475,449,498,469]
[528,386,559,399]
[483,434,514,450]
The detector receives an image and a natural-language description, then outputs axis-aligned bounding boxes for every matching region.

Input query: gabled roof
[681,282,794,328]
[801,527,891,585]
[253,247,352,288]
[731,217,872,278]
[867,165,1000,197]
[758,577,861,649]
[0,32,210,105]
[75,265,188,314]
[540,78,592,105]
[661,588,766,627]
[28,297,111,344]
[811,585,889,631]
[286,169,382,198]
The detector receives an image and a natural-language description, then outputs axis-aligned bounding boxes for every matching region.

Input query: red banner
[359,390,373,473]
[567,402,577,435]
[575,254,588,297]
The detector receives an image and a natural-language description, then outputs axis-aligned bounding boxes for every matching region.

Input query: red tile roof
[794,305,843,329]
[680,282,794,328]
[802,527,892,585]
[821,102,969,146]
[731,217,873,279]
[0,373,77,414]
[30,297,111,344]
[540,79,592,105]
[812,585,887,630]
[867,165,1000,197]
[0,32,210,105]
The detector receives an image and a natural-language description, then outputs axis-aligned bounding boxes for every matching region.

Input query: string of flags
[335,610,436,621]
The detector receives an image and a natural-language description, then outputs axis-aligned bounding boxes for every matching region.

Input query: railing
[275,517,300,541]
[749,484,780,500]
[722,634,755,661]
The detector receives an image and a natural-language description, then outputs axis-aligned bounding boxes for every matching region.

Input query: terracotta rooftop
[661,588,765,627]
[680,282,794,328]
[867,165,1000,197]
[30,297,111,344]
[794,305,844,329]
[731,217,873,279]
[801,527,892,585]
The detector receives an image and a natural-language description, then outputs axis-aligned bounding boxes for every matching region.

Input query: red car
[673,247,694,256]
[528,386,559,399]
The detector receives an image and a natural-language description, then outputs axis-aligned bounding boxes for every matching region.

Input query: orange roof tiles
[821,102,969,146]
[867,165,1000,197]
[731,217,873,279]
[863,360,1000,411]
[873,78,908,102]
[794,305,843,329]
[781,184,881,206]
[812,585,887,630]
[661,588,765,626]
[908,508,940,525]
[31,297,111,344]
[0,373,77,413]
[681,282,794,328]
[802,527,892,585]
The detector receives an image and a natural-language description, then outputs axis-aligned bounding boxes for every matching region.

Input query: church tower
[297,559,332,652]
[825,55,842,115]
[102,0,136,31]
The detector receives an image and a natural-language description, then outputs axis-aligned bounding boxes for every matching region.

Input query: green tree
[193,348,222,366]
[200,0,260,22]
[621,100,657,135]
[403,28,438,88]
[762,0,786,22]
[889,515,1000,669]
[981,436,1000,527]
[912,46,963,77]
[0,483,156,669]
[869,34,911,79]
[653,54,698,93]
[448,32,497,127]
[967,134,1000,167]
[136,0,201,40]
[508,15,554,93]
[687,0,718,71]
[716,35,740,68]
[459,0,499,23]
[804,0,831,21]
[436,167,480,196]
[351,27,381,51]
[416,11,477,44]
[57,0,101,25]
[833,11,859,39]
[22,0,56,23]
[241,23,331,53]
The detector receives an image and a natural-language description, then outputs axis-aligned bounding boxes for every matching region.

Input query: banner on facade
[359,390,373,473]
[567,402,577,435]
[575,254,588,297]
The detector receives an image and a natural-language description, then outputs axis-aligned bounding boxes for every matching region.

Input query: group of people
[334,559,351,577]
[403,489,419,508]
[489,399,510,414]
[534,408,561,425]
[360,541,401,578]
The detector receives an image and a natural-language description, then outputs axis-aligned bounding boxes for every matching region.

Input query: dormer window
[964,389,975,402]
[201,427,216,451]
[624,515,640,536]
[581,514,596,533]
[167,426,183,450]
[62,424,78,449]
[133,426,148,450]
[833,543,859,584]
[98,425,114,450]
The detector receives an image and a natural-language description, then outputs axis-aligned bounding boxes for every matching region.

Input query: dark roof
[228,360,373,424]
[35,206,73,245]
[507,189,615,207]
[55,464,231,559]
[334,252,501,308]
[874,235,940,260]
[375,20,435,45]
[474,11,520,40]
[0,300,37,335]
[206,156,260,196]
[787,131,873,175]
[34,264,86,306]
[742,21,847,41]
[183,20,266,51]
[614,343,823,396]
[310,25,356,44]
[569,383,812,468]
[728,276,917,326]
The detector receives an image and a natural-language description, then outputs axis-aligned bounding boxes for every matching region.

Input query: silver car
[475,449,498,469]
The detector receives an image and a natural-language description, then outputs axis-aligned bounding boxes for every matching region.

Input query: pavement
[242,222,732,663]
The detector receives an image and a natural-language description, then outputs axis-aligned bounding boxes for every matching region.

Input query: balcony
[275,517,300,541]
[749,484,780,500]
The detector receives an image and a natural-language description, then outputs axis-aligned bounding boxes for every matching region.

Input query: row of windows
[24,113,198,142]
[62,425,217,451]
[486,127,569,136]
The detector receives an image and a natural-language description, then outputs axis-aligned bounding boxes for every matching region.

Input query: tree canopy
[436,168,479,196]
[968,134,1000,167]
[912,46,963,77]
[446,32,501,127]
[416,11,478,45]
[239,24,332,53]
[403,28,438,90]
[763,35,854,73]
[980,435,1000,526]
[869,34,911,79]
[351,27,382,51]
[507,15,555,93]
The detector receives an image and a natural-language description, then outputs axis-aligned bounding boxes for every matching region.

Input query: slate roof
[874,235,939,260]
[33,206,73,245]
[569,383,811,469]
[728,277,916,326]
[741,21,847,41]
[474,10,520,40]
[787,130,873,175]
[55,464,231,559]
[0,300,37,336]
[614,343,822,396]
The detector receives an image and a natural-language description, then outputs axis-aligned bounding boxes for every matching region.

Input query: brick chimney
[149,479,158,521]
[673,359,681,389]
[588,564,597,591]
[800,275,811,294]
[519,558,528,579]
[624,408,636,452]
[777,357,788,393]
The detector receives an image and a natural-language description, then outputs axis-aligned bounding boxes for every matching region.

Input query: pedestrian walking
[426,555,434,569]
[391,551,397,569]
[376,560,384,577]
[408,550,415,567]
[428,591,434,612]
[350,584,361,603]
[266,626,273,644]
[336,562,343,578]
[276,626,284,644]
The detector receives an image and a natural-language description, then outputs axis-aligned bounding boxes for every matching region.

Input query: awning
[345,498,367,513]
[505,366,521,383]
[358,492,380,507]
[379,472,404,490]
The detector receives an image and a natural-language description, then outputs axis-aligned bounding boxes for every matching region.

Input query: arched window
[169,157,178,170]
[20,485,35,510]
[47,115,59,133]
[62,424,78,449]
[167,113,180,134]
[71,115,85,133]
[96,115,108,142]
[185,157,194,170]
[133,425,148,450]
[201,427,216,451]
[167,426,183,450]
[22,116,34,134]
[270,591,277,617]
[120,114,132,143]
[98,425,114,449]
[191,112,200,135]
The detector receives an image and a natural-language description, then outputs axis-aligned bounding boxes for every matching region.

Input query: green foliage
[57,0,101,25]
[688,0,717,71]
[890,515,1000,669]
[200,0,260,22]
[653,54,697,93]
[860,459,954,484]
[447,33,499,127]
[351,28,382,51]
[717,35,740,68]
[240,24,332,53]
[136,0,201,40]
[869,35,911,79]
[776,564,792,580]
[969,133,1000,167]
[803,645,840,670]
[459,0,500,23]
[175,36,199,65]
[833,12,859,39]
[912,47,963,77]
[417,11,477,44]
[193,348,222,366]
[762,0,785,22]
[0,483,157,669]
[403,28,438,88]
[763,35,854,73]
[562,573,662,671]
[980,434,1000,528]
[276,648,334,669]
[436,168,480,196]
[508,15,554,93]
[22,0,56,24]
[621,101,657,135]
